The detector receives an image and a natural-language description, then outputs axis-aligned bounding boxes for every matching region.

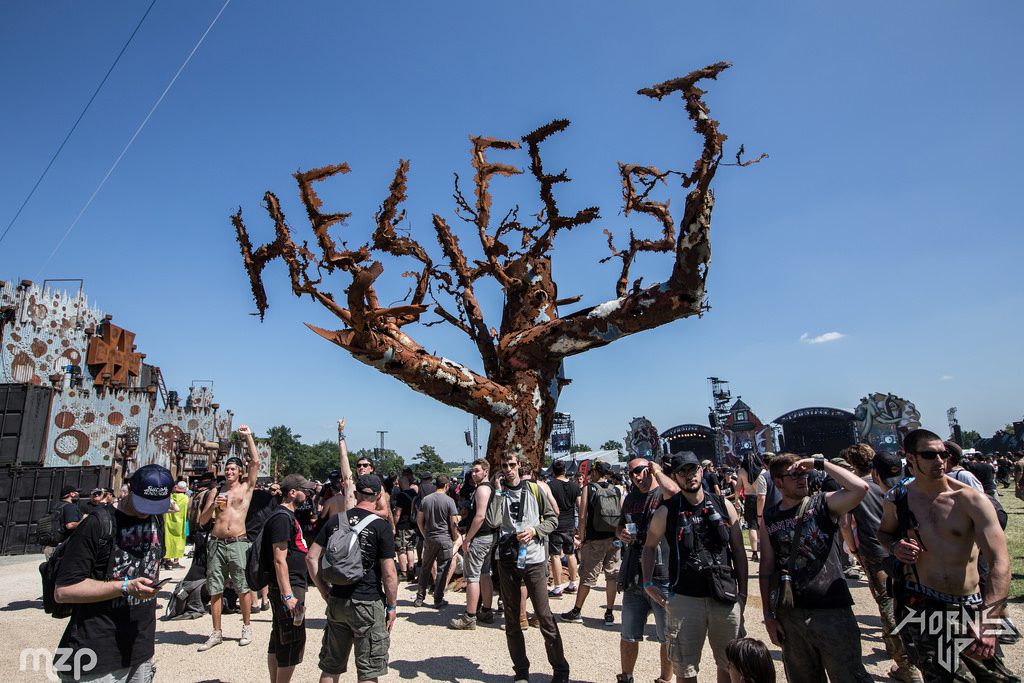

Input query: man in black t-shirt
[53,465,171,682]
[43,486,83,559]
[643,452,746,683]
[391,473,418,583]
[263,473,312,682]
[307,474,398,683]
[615,457,678,683]
[546,460,580,596]
[759,453,871,683]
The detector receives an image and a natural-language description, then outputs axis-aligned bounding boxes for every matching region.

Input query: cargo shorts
[578,537,620,587]
[320,597,390,680]
[206,537,251,595]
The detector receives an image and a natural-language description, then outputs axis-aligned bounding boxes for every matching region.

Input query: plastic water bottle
[517,542,528,569]
[292,600,305,626]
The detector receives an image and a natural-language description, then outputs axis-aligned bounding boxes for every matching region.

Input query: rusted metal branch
[469,136,521,287]
[294,164,352,267]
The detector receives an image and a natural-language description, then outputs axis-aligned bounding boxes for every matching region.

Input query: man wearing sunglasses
[878,429,1016,682]
[615,458,679,683]
[759,452,871,683]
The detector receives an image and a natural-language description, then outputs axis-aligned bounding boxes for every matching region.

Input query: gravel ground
[2,554,1020,682]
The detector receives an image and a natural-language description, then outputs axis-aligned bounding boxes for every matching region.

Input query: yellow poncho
[163,491,189,559]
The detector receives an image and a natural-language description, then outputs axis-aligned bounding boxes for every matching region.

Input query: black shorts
[548,529,575,556]
[743,496,759,526]
[268,585,306,668]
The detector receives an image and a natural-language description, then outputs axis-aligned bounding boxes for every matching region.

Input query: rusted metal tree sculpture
[233,62,745,468]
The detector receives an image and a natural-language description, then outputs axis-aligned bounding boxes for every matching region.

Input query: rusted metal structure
[234,63,751,469]
[0,279,247,479]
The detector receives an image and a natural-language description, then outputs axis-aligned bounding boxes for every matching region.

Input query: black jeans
[416,537,453,602]
[497,559,569,680]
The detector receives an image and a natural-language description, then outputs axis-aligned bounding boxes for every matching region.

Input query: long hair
[742,451,764,483]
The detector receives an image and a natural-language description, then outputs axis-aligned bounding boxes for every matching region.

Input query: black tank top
[663,492,732,597]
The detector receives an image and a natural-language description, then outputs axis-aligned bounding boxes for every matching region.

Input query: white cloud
[800,331,845,345]
[940,374,954,381]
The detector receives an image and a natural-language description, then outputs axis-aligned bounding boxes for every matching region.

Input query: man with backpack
[449,458,498,629]
[878,429,1017,682]
[562,460,622,626]
[50,464,172,683]
[262,473,313,683]
[39,485,83,558]
[306,473,398,683]
[641,451,747,683]
[486,451,569,683]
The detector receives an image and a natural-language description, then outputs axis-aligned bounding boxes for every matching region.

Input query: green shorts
[206,537,251,595]
[319,597,390,680]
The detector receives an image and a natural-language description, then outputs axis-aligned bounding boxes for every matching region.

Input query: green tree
[600,439,623,451]
[413,444,447,475]
[304,440,340,480]
[962,430,982,449]
[570,443,592,454]
[265,425,306,478]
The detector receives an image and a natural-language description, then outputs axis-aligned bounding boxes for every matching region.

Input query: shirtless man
[737,450,763,562]
[878,429,1016,682]
[197,424,260,651]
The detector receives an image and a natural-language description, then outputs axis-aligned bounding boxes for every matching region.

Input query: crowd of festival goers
[42,419,1022,683]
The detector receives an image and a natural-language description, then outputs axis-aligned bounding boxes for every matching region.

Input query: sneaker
[561,606,582,623]
[604,608,614,625]
[520,617,530,630]
[548,586,564,598]
[564,583,578,594]
[197,630,223,652]
[432,598,449,609]
[615,675,633,683]
[413,596,425,608]
[528,613,540,627]
[239,624,253,647]
[750,551,759,562]
[478,608,495,624]
[449,613,477,630]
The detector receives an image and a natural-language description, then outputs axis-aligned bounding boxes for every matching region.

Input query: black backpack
[40,506,117,619]
[245,508,291,592]
[36,503,68,547]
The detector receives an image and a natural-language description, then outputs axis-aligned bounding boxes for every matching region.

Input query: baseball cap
[60,485,79,498]
[174,480,188,492]
[355,474,382,495]
[225,456,243,469]
[663,451,701,474]
[280,473,313,493]
[328,470,341,480]
[128,464,173,515]
[829,457,853,469]
[873,451,903,489]
[90,487,104,496]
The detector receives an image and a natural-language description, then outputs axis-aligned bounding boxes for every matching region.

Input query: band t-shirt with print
[619,486,668,589]
[56,509,163,675]
[763,492,852,609]
[264,508,309,590]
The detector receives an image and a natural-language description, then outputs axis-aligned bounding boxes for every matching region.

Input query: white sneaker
[197,630,222,652]
[239,624,253,647]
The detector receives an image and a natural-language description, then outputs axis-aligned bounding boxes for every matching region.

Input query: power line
[0,0,158,247]
[35,0,232,278]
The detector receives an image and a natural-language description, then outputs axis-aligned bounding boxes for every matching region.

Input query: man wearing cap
[562,459,622,625]
[198,424,261,651]
[264,473,313,683]
[642,452,747,683]
[53,464,172,683]
[307,473,398,683]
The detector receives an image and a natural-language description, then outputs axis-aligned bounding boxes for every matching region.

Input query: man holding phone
[53,464,173,683]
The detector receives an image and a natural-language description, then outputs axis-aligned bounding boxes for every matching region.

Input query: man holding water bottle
[486,452,569,683]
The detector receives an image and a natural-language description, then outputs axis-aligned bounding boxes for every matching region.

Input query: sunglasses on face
[630,466,649,476]
[914,450,949,460]
[356,463,372,468]
[500,462,518,470]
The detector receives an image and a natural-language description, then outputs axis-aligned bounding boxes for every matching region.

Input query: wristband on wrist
[338,432,346,441]
[386,604,397,612]
[282,593,294,601]
[813,456,825,471]
[121,577,129,595]
[763,611,776,620]
[642,580,654,589]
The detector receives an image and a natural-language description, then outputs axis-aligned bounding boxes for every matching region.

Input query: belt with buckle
[212,535,248,544]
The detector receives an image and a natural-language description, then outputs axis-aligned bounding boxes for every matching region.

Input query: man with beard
[878,429,1017,682]
[644,452,747,683]
[449,459,498,629]
[197,424,261,651]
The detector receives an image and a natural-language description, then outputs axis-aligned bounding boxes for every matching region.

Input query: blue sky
[1,1,1021,462]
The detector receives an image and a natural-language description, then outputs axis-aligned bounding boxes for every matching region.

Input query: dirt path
[2,554,1020,682]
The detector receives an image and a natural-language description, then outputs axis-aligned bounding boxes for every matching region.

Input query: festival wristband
[121,577,130,595]
[386,604,397,612]
[338,432,346,441]
[763,611,776,620]
[282,594,294,601]
[642,580,654,589]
